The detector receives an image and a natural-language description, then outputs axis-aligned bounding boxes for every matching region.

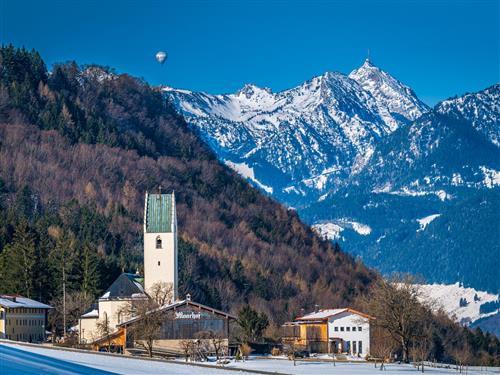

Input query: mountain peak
[349,60,429,123]
[237,83,272,98]
[361,58,376,69]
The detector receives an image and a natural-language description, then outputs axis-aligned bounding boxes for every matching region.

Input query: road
[0,344,116,374]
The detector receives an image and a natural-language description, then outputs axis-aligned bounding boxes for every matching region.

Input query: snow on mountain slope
[436,84,500,147]
[313,219,371,240]
[224,160,273,193]
[417,283,499,325]
[349,59,429,130]
[164,61,428,203]
[417,214,441,231]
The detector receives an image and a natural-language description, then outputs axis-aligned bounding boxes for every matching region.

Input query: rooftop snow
[0,295,52,309]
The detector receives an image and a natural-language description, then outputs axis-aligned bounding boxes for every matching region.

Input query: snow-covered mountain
[164,59,428,204]
[164,62,499,296]
[436,84,499,147]
[349,59,428,128]
[305,84,500,294]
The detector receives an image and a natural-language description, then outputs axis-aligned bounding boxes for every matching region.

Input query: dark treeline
[0,46,497,365]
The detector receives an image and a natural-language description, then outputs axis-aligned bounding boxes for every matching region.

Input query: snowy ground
[209,358,500,375]
[0,342,250,375]
[2,342,499,375]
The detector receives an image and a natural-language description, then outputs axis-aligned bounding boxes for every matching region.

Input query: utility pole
[63,260,66,339]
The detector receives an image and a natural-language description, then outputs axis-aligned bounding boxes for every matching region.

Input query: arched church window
[156,236,162,249]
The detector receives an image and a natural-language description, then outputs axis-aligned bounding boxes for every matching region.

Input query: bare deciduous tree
[283,341,305,366]
[239,342,253,362]
[196,330,226,360]
[371,326,398,370]
[360,274,429,363]
[118,282,173,357]
[411,323,432,373]
[95,313,112,352]
[49,291,94,342]
[179,339,194,362]
[147,281,174,306]
[452,341,471,374]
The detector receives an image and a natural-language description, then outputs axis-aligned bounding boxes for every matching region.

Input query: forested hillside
[0,46,374,325]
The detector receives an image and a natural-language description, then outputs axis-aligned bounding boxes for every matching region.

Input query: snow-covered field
[2,342,499,375]
[0,342,246,375]
[417,283,498,324]
[210,359,499,375]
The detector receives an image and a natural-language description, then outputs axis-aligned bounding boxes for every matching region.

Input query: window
[156,236,162,249]
[334,326,338,332]
[353,340,357,354]
[340,327,344,331]
[346,327,350,331]
[358,327,362,331]
[358,340,363,354]
[352,326,356,331]
[158,261,161,266]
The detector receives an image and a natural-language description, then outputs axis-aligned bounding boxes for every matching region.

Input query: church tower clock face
[143,192,178,302]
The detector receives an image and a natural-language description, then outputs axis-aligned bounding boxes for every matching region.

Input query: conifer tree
[0,219,37,297]
[81,242,100,297]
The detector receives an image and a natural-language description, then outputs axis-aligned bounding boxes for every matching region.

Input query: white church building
[79,192,236,353]
[78,192,179,344]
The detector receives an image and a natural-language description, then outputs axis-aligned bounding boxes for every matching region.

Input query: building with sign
[282,308,373,356]
[116,295,237,354]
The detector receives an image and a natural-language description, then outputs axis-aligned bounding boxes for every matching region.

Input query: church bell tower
[143,191,178,302]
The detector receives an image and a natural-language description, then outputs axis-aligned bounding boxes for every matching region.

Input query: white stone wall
[327,311,370,356]
[79,317,98,343]
[79,299,133,343]
[143,231,178,300]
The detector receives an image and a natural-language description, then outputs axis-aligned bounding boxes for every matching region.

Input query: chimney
[300,308,305,316]
[314,304,320,313]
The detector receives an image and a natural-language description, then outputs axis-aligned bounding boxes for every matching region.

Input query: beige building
[78,273,146,344]
[0,294,52,343]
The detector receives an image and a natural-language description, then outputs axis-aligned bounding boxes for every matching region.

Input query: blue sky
[1,0,498,105]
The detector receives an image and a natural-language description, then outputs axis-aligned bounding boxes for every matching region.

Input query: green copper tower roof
[145,193,175,233]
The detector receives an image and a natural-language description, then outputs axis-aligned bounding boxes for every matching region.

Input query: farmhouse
[282,308,372,356]
[0,294,52,343]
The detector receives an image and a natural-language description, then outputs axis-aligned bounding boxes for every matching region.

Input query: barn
[115,295,237,356]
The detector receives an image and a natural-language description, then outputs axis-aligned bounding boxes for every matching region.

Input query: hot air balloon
[156,51,167,64]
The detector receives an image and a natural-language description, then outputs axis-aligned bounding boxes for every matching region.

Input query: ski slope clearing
[417,283,499,324]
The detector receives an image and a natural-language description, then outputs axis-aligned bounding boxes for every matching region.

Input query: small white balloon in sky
[156,51,167,64]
